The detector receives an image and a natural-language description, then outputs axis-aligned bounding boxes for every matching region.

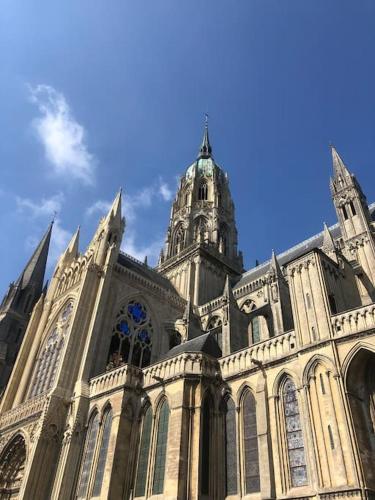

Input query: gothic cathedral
[0,126,375,500]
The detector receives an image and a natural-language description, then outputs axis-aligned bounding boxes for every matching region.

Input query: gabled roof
[234,202,375,290]
[161,331,222,360]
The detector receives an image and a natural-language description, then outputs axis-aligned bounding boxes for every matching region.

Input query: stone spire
[331,145,351,180]
[321,223,336,255]
[17,222,53,293]
[198,116,212,159]
[269,250,283,279]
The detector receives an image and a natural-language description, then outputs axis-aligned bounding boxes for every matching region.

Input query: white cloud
[16,193,64,218]
[86,178,173,265]
[28,84,95,185]
[159,179,173,201]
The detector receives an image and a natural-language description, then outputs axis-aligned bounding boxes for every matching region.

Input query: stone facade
[0,129,374,500]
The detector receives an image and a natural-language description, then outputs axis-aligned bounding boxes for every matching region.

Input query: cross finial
[204,112,209,128]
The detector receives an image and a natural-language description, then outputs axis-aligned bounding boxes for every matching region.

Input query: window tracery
[134,406,153,497]
[92,408,113,496]
[172,224,185,255]
[77,412,100,499]
[152,400,170,495]
[198,182,208,201]
[0,434,26,499]
[107,300,153,370]
[282,378,308,487]
[242,390,260,493]
[224,397,238,496]
[29,301,73,398]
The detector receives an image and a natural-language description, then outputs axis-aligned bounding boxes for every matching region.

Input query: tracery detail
[282,378,308,487]
[107,300,153,369]
[0,434,26,499]
[29,301,73,398]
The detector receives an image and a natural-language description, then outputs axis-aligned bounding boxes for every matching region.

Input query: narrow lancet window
[243,390,260,493]
[134,406,153,496]
[225,398,238,496]
[77,412,100,499]
[92,408,113,496]
[282,378,308,487]
[152,400,169,495]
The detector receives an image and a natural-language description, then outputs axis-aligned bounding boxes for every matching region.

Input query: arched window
[0,434,26,498]
[282,378,308,487]
[92,408,113,496]
[218,224,228,255]
[107,300,153,370]
[29,301,73,398]
[242,390,260,493]
[224,398,238,496]
[152,400,170,495]
[134,406,153,497]
[251,317,260,344]
[198,182,208,201]
[172,224,185,255]
[77,412,100,499]
[200,394,212,495]
[194,216,208,243]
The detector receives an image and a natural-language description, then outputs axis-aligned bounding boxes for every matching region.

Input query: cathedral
[0,125,374,500]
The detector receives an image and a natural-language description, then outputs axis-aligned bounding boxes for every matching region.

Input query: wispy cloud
[16,192,64,218]
[28,84,95,185]
[86,178,172,264]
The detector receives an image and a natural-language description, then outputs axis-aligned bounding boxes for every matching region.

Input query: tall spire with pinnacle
[198,114,212,159]
[331,145,351,179]
[17,221,53,292]
[0,222,53,389]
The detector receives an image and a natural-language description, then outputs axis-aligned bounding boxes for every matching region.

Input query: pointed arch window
[107,300,153,370]
[29,301,73,398]
[198,182,208,201]
[0,434,26,498]
[92,408,113,496]
[242,390,260,493]
[224,397,238,496]
[172,224,185,255]
[200,394,212,495]
[207,316,223,351]
[134,406,153,497]
[77,412,100,499]
[282,378,308,487]
[152,400,170,495]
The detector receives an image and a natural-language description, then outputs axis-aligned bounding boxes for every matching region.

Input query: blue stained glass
[138,329,150,342]
[118,320,130,335]
[128,303,146,323]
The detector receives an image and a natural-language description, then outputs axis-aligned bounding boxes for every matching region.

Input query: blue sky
[1,0,375,292]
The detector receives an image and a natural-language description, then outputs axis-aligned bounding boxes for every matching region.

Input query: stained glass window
[92,408,113,496]
[107,300,153,370]
[243,390,260,493]
[0,434,26,498]
[282,378,308,487]
[225,398,238,496]
[201,395,211,495]
[29,301,73,398]
[77,412,100,499]
[152,400,169,494]
[135,406,153,497]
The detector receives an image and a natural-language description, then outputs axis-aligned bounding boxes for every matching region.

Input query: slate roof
[234,203,375,290]
[117,251,176,292]
[161,332,222,360]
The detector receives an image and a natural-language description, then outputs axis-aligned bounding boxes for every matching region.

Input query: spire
[269,249,283,278]
[222,274,235,302]
[198,114,212,159]
[321,222,336,255]
[331,145,351,179]
[59,226,80,267]
[18,222,53,290]
[105,189,122,226]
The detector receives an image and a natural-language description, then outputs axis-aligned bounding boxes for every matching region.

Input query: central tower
[158,123,243,305]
